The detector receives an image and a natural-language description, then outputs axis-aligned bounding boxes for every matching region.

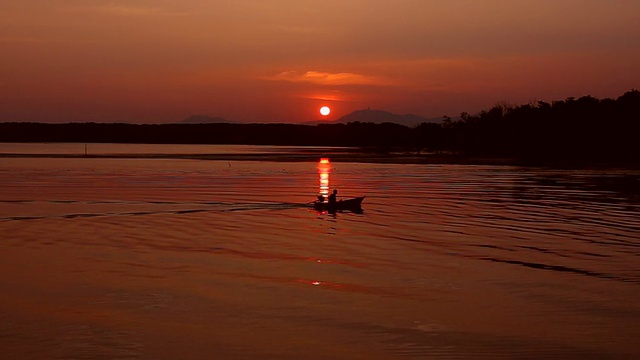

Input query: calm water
[1,144,639,359]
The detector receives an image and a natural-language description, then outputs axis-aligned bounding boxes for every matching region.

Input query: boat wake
[0,200,310,222]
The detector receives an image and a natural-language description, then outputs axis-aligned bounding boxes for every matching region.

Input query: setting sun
[320,106,331,116]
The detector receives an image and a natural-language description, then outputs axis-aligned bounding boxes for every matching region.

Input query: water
[1,144,639,359]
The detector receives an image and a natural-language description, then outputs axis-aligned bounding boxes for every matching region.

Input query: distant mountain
[181,115,231,124]
[308,109,442,127]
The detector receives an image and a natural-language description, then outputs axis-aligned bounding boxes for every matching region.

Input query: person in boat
[317,194,325,203]
[328,189,338,205]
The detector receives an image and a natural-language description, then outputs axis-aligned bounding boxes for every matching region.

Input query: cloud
[299,92,347,102]
[67,5,187,17]
[0,36,45,43]
[265,71,392,86]
[267,24,325,36]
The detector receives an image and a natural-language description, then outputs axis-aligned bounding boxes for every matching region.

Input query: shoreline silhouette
[1,90,638,167]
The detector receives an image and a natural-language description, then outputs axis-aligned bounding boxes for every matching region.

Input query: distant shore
[2,91,638,168]
[2,151,635,169]
[0,150,510,164]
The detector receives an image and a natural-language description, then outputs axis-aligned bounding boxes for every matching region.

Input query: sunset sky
[2,0,639,123]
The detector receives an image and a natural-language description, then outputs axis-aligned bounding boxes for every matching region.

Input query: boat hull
[313,196,365,213]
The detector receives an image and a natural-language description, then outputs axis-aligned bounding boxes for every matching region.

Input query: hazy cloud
[266,71,392,86]
[67,5,187,17]
[0,36,45,43]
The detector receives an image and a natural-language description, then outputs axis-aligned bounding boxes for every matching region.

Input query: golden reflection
[318,158,331,200]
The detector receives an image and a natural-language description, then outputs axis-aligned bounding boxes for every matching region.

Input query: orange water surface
[1,146,639,359]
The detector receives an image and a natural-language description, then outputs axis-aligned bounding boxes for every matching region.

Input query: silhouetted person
[317,194,325,203]
[328,189,338,205]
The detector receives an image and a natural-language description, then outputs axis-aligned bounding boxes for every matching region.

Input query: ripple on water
[0,157,639,358]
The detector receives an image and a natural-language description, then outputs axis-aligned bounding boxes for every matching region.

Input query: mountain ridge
[181,115,231,124]
[307,109,442,126]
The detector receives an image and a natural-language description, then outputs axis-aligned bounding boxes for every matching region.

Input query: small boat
[313,196,365,213]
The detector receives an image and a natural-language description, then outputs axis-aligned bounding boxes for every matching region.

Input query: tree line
[415,89,640,165]
[0,90,638,165]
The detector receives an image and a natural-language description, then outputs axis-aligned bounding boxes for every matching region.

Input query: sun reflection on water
[318,158,330,200]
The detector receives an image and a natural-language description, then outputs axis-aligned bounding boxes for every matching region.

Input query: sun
[320,106,331,116]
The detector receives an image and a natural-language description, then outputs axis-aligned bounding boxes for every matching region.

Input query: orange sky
[2,0,639,123]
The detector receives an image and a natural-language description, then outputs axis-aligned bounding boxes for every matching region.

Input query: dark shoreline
[0,151,511,164]
[2,90,638,168]
[2,152,638,169]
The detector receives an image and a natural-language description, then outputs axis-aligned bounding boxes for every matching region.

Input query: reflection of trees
[0,90,638,166]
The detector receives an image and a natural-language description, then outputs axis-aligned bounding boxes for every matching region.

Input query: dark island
[1,90,638,167]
